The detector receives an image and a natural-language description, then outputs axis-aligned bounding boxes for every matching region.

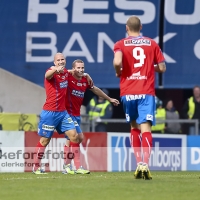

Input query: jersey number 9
[133,47,146,68]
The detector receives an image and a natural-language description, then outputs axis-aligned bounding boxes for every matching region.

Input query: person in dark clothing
[182,85,200,135]
[164,99,181,134]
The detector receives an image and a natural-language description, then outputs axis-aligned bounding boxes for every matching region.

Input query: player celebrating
[32,53,92,174]
[32,53,78,174]
[63,59,120,174]
[113,16,166,180]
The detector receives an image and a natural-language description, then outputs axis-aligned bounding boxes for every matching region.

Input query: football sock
[64,145,72,165]
[70,141,80,170]
[142,132,152,165]
[131,128,142,163]
[33,141,46,171]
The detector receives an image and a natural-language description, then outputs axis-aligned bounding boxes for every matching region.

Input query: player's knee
[78,133,84,143]
[70,134,78,143]
[65,130,78,143]
[40,137,51,146]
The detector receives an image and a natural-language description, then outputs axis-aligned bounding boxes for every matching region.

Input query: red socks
[64,145,72,165]
[70,141,80,170]
[33,142,46,170]
[131,129,153,165]
[130,128,142,163]
[142,132,152,164]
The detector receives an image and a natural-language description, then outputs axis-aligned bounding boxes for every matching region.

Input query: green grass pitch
[0,171,200,200]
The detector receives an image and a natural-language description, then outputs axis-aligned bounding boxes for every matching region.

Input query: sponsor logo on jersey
[60,81,68,88]
[127,71,147,80]
[72,89,84,98]
[125,94,146,101]
[127,76,147,80]
[77,83,82,86]
[124,39,151,46]
[42,124,55,131]
[127,75,147,80]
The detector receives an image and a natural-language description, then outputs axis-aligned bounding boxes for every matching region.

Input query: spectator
[164,99,181,134]
[182,85,200,135]
[152,97,165,133]
[87,89,113,132]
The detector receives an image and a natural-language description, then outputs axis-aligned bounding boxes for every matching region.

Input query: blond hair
[72,59,84,68]
[126,16,141,32]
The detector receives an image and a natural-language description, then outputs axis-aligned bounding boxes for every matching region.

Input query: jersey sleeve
[113,41,122,53]
[82,76,94,89]
[153,41,165,64]
[45,68,55,82]
[87,82,94,89]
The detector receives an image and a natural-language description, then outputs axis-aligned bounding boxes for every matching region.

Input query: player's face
[54,54,66,68]
[73,63,85,78]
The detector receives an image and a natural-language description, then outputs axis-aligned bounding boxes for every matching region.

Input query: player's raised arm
[45,67,57,80]
[45,66,64,80]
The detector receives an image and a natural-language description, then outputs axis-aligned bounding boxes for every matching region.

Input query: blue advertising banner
[163,0,200,88]
[0,0,161,88]
[187,136,200,170]
[107,133,186,171]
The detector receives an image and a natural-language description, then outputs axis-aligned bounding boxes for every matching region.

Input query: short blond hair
[126,16,141,32]
[72,59,84,68]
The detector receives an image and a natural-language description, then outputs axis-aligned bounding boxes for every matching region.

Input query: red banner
[24,132,107,172]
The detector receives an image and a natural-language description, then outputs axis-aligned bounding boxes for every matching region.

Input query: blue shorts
[121,94,156,126]
[65,115,82,139]
[38,110,76,138]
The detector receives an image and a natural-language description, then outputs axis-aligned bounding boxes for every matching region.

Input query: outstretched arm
[90,86,120,106]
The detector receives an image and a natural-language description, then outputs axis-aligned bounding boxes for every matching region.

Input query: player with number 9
[113,15,166,180]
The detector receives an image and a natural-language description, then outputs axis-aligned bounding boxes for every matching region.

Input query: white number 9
[133,47,146,68]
